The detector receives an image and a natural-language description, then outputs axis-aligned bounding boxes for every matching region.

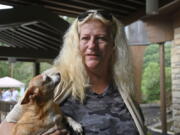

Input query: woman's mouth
[86,54,99,59]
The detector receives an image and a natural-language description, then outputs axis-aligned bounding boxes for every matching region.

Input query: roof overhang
[0,5,69,61]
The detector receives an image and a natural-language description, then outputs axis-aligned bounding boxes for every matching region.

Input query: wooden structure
[0,6,69,61]
[0,0,180,134]
[0,100,15,122]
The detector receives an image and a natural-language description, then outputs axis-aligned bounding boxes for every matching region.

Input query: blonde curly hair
[53,10,135,102]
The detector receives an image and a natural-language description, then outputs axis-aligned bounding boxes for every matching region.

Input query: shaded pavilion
[0,0,180,134]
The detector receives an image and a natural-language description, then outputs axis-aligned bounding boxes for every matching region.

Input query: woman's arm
[0,121,15,135]
[42,129,69,135]
[0,122,69,135]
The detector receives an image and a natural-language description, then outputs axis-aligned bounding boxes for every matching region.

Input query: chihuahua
[12,73,82,135]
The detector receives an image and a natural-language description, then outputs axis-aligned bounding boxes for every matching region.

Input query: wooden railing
[0,100,16,122]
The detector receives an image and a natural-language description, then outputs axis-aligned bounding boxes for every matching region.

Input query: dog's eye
[43,76,51,83]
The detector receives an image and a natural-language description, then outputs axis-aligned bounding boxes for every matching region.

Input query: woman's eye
[81,37,89,40]
[97,36,106,41]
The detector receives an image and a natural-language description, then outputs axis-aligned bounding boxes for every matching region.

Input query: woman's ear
[21,86,39,104]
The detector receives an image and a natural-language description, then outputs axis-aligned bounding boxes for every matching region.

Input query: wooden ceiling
[0,5,69,61]
[0,0,175,61]
[0,0,174,25]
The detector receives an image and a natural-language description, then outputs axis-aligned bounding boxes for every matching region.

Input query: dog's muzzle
[51,73,61,85]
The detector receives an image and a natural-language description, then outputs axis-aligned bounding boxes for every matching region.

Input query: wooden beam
[0,46,58,59]
[0,5,69,33]
[24,24,60,41]
[0,33,29,48]
[126,0,145,5]
[34,62,40,76]
[5,28,58,50]
[44,5,81,15]
[0,57,53,63]
[97,0,136,10]
[143,17,173,43]
[123,8,145,25]
[0,0,31,6]
[33,23,59,35]
[0,35,20,48]
[20,25,60,43]
[71,0,128,15]
[123,0,180,25]
[1,30,46,49]
[16,28,60,47]
[14,28,60,49]
[158,0,180,14]
[42,0,88,11]
[173,8,180,28]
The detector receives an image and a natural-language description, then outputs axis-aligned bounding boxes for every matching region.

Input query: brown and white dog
[12,73,82,135]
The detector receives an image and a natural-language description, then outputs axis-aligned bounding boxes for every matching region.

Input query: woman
[0,10,146,135]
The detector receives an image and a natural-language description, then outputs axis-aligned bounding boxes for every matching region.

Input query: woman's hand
[49,129,69,135]
[42,129,70,135]
[0,121,15,135]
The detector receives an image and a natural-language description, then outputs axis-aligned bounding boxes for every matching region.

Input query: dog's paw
[66,117,83,133]
[72,121,83,133]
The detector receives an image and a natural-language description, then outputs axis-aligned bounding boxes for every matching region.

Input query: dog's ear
[21,86,40,104]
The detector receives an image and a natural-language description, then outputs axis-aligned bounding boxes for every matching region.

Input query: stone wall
[172,27,180,133]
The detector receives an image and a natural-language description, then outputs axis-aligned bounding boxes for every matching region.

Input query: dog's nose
[55,72,60,77]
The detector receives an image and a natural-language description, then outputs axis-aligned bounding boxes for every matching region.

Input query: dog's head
[21,73,60,105]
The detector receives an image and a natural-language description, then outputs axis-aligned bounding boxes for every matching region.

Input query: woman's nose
[88,38,96,49]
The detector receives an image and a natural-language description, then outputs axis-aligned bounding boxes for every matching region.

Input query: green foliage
[0,61,52,87]
[141,44,171,103]
[0,61,34,86]
[40,62,52,73]
[143,44,171,69]
[13,62,34,85]
[142,62,160,102]
[0,61,9,77]
[0,42,7,46]
[143,44,159,69]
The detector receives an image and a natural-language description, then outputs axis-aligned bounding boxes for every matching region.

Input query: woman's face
[79,19,114,72]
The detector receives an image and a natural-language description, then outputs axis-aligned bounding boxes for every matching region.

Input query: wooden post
[34,61,40,76]
[159,43,167,135]
[129,45,147,103]
[8,57,16,78]
[146,0,159,15]
[9,63,14,78]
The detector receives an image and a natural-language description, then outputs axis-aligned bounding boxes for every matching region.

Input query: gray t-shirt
[60,84,139,135]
